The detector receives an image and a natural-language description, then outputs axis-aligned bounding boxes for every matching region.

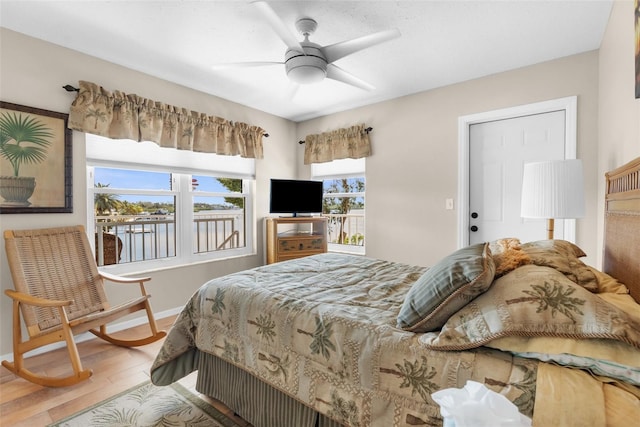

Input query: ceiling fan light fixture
[226,3,400,90]
[287,64,327,84]
[285,45,328,84]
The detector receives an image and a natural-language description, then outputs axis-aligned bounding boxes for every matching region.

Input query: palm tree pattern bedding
[150,253,541,426]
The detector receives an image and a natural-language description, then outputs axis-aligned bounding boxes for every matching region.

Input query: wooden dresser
[265,217,328,264]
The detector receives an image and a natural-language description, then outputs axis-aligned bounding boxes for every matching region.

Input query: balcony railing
[194,213,241,253]
[95,212,362,266]
[324,213,365,246]
[95,212,243,266]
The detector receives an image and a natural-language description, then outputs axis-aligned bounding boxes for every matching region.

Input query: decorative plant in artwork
[0,111,53,177]
[0,110,54,206]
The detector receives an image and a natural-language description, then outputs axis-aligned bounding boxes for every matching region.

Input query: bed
[151,157,640,427]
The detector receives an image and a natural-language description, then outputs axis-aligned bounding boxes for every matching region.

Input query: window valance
[303,124,371,164]
[68,81,265,159]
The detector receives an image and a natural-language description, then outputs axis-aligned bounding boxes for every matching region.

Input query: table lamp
[521,159,585,239]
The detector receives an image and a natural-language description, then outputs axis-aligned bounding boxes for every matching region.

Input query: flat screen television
[269,179,323,216]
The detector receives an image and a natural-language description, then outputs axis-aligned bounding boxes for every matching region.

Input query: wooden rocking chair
[2,225,167,387]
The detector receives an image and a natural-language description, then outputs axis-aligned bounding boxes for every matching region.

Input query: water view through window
[92,168,246,266]
[91,169,364,265]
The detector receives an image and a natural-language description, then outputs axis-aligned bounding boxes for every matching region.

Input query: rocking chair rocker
[2,225,167,387]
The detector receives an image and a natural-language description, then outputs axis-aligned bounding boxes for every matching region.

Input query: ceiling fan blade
[322,28,401,64]
[212,61,283,70]
[251,1,304,53]
[326,64,375,91]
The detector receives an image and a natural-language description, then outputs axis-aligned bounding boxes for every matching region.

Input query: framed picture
[0,101,72,213]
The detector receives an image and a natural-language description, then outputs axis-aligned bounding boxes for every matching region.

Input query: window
[311,158,365,255]
[191,175,246,254]
[87,135,254,273]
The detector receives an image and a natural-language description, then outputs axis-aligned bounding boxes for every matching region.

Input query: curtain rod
[298,127,372,144]
[62,84,269,138]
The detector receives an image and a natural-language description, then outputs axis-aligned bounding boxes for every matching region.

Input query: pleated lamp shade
[521,159,585,239]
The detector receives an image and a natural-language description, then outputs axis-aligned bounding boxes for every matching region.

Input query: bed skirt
[196,351,344,427]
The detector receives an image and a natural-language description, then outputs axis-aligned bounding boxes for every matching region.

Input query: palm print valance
[303,124,371,164]
[68,81,265,159]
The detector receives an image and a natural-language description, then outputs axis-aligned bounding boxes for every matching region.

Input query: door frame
[457,96,578,248]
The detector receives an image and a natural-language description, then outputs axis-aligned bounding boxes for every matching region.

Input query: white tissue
[431,380,532,427]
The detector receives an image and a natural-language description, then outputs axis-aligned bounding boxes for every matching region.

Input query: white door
[468,110,567,245]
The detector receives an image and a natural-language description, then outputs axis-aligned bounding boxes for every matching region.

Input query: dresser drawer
[278,237,325,253]
[266,217,327,264]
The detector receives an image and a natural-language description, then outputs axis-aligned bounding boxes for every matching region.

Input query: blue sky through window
[94,168,230,192]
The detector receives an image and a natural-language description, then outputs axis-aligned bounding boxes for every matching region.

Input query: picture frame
[0,101,72,213]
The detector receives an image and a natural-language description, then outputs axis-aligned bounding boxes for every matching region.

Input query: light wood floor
[0,316,252,426]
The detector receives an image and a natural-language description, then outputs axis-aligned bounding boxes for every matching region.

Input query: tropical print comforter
[150,253,538,426]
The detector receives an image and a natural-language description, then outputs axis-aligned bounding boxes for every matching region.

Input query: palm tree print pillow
[520,240,598,292]
[422,264,640,351]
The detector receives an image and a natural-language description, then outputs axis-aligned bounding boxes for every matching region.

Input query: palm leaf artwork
[85,107,108,130]
[221,339,240,362]
[181,126,194,144]
[148,389,214,426]
[112,98,132,124]
[0,111,53,176]
[298,315,337,360]
[165,120,177,138]
[206,287,227,315]
[248,313,277,343]
[88,407,141,426]
[127,381,156,403]
[327,389,360,427]
[507,279,585,322]
[485,361,537,417]
[88,383,214,426]
[380,356,438,403]
[60,382,229,426]
[510,363,537,416]
[147,388,187,413]
[310,316,337,360]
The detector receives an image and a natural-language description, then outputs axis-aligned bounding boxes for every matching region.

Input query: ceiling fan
[213,0,401,91]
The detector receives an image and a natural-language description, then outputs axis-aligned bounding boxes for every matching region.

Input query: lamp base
[547,218,555,240]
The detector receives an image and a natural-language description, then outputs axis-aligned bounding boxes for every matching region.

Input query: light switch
[445,198,454,210]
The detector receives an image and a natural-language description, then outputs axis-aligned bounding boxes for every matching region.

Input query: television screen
[269,179,323,216]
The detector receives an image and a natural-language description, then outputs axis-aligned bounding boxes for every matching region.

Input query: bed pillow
[422,264,640,351]
[397,242,495,332]
[520,240,598,292]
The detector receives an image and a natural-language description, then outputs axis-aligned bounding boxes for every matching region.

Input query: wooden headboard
[604,157,640,303]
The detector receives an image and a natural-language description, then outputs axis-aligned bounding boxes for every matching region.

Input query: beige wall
[597,0,640,264]
[0,29,297,357]
[297,51,600,268]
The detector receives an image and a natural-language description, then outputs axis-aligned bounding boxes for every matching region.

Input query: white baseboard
[0,306,184,364]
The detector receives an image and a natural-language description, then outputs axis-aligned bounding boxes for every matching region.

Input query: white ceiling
[0,1,613,122]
